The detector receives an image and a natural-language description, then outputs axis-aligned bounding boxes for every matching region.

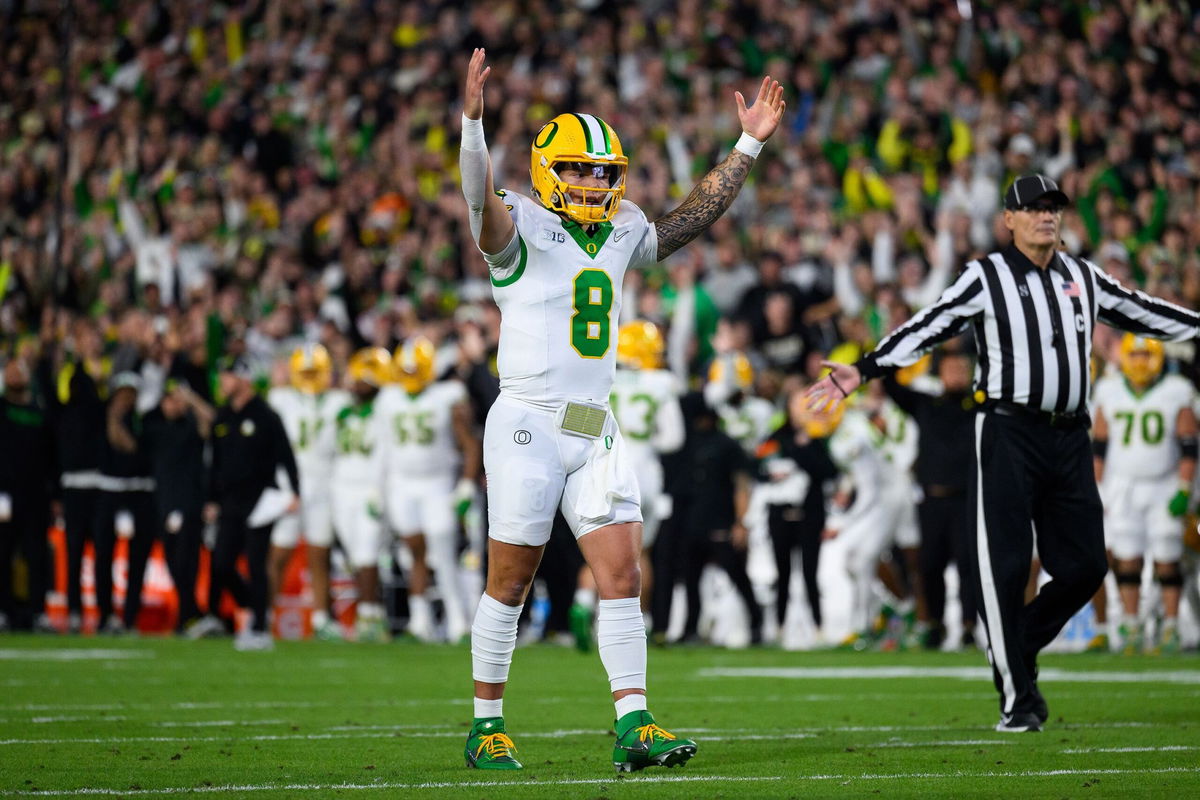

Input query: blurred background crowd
[1,0,1199,649]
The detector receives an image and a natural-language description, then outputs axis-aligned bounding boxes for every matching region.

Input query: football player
[459,47,783,771]
[268,344,349,640]
[331,347,392,643]
[705,343,778,455]
[378,337,481,643]
[569,322,684,648]
[1092,334,1196,654]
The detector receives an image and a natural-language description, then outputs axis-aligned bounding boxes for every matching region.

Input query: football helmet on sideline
[289,344,333,394]
[394,337,437,394]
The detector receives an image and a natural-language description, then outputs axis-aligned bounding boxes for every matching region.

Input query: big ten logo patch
[543,229,566,244]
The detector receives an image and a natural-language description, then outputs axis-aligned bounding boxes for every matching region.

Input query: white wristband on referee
[461,114,485,150]
[733,131,764,158]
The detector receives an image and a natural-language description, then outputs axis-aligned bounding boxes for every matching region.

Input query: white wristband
[461,114,485,150]
[733,131,764,158]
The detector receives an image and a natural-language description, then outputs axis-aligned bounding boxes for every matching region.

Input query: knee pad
[1155,568,1184,588]
[1114,570,1142,587]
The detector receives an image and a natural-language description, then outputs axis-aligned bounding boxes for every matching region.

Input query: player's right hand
[804,361,861,411]
[464,48,490,120]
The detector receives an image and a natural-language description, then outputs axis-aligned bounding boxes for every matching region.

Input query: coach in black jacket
[206,356,299,649]
[810,174,1200,732]
[883,350,980,651]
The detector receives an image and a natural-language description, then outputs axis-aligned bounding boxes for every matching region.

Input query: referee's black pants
[967,410,1107,718]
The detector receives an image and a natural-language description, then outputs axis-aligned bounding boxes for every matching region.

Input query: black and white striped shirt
[856,245,1200,414]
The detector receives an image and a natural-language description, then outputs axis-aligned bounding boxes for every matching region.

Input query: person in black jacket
[676,392,764,645]
[142,379,214,633]
[883,349,980,650]
[755,385,838,641]
[0,358,57,631]
[206,356,299,651]
[38,320,108,633]
[99,372,158,633]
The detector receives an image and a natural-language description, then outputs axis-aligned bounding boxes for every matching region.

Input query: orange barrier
[44,527,357,638]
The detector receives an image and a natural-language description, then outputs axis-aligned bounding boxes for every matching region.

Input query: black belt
[987,400,1090,430]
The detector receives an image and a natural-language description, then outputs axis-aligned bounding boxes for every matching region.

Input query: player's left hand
[735,76,786,142]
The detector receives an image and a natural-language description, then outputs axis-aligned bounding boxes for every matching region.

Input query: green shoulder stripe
[491,235,528,287]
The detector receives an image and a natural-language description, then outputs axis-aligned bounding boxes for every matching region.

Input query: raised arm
[459,48,515,255]
[654,77,785,261]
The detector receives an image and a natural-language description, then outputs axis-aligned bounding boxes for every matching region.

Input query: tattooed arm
[655,150,755,260]
[653,76,785,262]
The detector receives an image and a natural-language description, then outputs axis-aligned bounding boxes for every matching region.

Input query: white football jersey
[268,387,350,483]
[376,381,467,479]
[331,400,385,486]
[717,396,778,454]
[879,399,918,491]
[1093,373,1195,479]
[828,409,889,527]
[609,367,685,460]
[486,190,658,408]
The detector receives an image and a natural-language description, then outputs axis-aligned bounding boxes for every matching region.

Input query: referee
[808,174,1200,732]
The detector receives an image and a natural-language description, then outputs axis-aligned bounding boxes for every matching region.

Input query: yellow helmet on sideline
[708,352,754,392]
[616,321,665,370]
[1118,333,1164,388]
[530,113,628,224]
[393,337,436,394]
[347,347,393,389]
[289,344,332,394]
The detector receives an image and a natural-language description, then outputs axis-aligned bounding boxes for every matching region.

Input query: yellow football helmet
[1118,333,1164,388]
[289,344,332,394]
[530,113,628,224]
[616,321,665,370]
[804,398,845,439]
[393,337,436,394]
[347,347,393,389]
[708,352,754,392]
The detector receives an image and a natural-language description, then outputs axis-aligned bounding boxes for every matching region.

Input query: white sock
[598,597,647,706]
[311,609,329,628]
[574,587,597,609]
[471,593,523,684]
[474,697,503,720]
[614,693,648,720]
[408,595,430,630]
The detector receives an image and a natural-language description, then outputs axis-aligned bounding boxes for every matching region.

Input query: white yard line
[1062,745,1198,754]
[4,767,1200,796]
[867,739,1012,748]
[0,649,152,661]
[699,665,1200,684]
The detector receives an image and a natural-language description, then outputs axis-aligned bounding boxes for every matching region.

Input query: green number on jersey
[610,391,658,441]
[336,419,373,455]
[297,417,323,451]
[1114,409,1166,445]
[393,411,435,445]
[571,269,613,359]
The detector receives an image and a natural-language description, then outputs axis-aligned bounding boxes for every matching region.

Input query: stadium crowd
[2,0,1200,652]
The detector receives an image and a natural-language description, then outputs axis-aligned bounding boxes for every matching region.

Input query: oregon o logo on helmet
[514,430,531,445]
[535,121,559,149]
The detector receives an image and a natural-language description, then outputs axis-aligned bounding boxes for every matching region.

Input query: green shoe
[612,710,696,774]
[1158,625,1182,655]
[314,619,343,642]
[464,718,522,770]
[1117,623,1140,656]
[568,603,593,653]
[1083,632,1109,653]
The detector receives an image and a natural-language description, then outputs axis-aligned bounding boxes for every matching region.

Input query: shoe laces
[476,732,517,759]
[635,723,676,744]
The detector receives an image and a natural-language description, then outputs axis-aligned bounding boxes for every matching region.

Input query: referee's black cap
[1004,174,1070,210]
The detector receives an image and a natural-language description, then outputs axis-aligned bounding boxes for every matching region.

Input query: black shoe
[1030,685,1048,725]
[960,628,976,649]
[995,711,1042,732]
[923,623,946,650]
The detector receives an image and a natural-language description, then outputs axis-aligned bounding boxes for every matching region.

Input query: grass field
[0,636,1197,798]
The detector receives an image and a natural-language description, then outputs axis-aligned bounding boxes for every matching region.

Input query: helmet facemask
[531,113,628,225]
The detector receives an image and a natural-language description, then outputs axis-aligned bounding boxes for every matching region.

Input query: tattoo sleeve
[654,150,754,261]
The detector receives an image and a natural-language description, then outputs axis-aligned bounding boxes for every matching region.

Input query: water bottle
[529,581,550,642]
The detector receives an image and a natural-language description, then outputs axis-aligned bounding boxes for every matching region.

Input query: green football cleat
[568,602,594,653]
[464,718,522,770]
[612,710,696,773]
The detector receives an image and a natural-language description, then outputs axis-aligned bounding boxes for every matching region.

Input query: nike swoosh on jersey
[613,229,631,242]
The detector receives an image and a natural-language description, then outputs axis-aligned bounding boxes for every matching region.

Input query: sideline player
[378,337,481,643]
[268,345,349,640]
[458,48,783,771]
[1092,334,1196,654]
[331,347,392,643]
